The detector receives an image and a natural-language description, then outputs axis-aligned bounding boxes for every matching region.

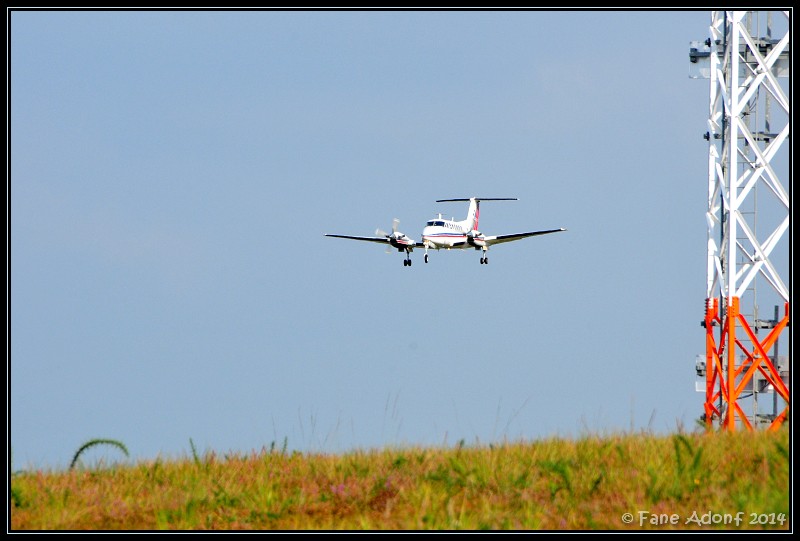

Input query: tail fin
[468,198,480,231]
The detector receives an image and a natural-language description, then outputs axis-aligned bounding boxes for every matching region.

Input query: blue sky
[9,9,762,470]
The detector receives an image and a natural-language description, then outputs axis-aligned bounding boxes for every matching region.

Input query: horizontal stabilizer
[436,198,517,202]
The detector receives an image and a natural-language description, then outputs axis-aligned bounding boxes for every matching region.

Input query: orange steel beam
[734,320,790,401]
[769,408,789,431]
[736,306,790,401]
[704,298,722,427]
[707,298,790,431]
[724,297,739,431]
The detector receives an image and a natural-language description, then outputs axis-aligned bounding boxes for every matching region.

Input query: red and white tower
[690,11,790,431]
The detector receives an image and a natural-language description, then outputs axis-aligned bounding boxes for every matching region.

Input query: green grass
[69,439,129,471]
[10,429,790,530]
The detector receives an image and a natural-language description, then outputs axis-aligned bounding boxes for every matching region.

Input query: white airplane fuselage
[421,218,469,249]
[421,198,482,250]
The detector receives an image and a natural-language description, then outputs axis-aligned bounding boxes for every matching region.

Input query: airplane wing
[325,234,390,245]
[483,228,566,246]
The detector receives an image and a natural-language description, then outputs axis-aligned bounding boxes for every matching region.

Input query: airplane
[325,197,565,266]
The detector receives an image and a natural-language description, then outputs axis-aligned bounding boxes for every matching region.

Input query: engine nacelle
[466,231,486,247]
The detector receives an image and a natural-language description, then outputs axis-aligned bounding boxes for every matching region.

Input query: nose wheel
[424,254,429,264]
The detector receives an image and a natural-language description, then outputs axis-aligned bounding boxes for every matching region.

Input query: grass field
[10,428,790,530]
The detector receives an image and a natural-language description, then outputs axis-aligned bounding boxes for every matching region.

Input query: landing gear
[403,258,412,266]
[480,256,489,265]
[424,254,429,264]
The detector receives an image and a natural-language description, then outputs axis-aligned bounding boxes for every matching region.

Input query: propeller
[375,218,400,239]
[376,218,402,253]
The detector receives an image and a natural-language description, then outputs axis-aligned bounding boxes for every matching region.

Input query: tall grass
[10,429,789,530]
[69,439,129,471]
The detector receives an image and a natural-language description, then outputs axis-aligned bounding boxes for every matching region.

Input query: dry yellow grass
[10,429,790,531]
